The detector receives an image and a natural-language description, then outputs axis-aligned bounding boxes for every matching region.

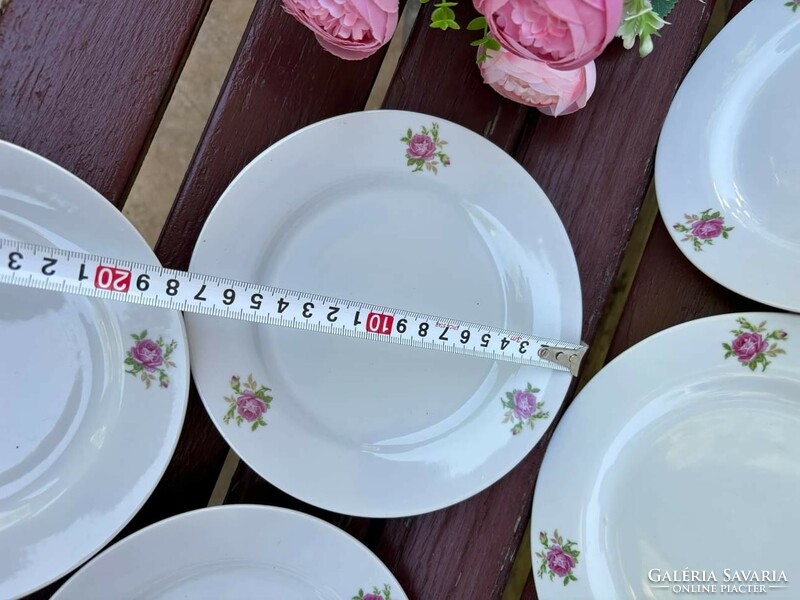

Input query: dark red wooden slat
[368,1,717,598]
[0,0,209,208]
[145,0,404,533]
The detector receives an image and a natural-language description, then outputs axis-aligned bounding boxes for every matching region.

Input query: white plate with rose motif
[531,312,800,599]
[0,141,189,599]
[186,110,582,517]
[656,0,800,311]
[52,505,407,600]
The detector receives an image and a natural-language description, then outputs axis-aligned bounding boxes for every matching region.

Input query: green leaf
[470,38,487,46]
[431,6,455,21]
[407,128,413,138]
[467,16,486,30]
[485,38,501,51]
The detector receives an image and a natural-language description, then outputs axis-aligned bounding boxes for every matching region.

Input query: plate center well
[594,375,800,596]
[0,215,122,528]
[254,177,531,445]
[715,25,800,246]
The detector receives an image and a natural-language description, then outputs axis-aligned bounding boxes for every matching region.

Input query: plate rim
[50,503,407,599]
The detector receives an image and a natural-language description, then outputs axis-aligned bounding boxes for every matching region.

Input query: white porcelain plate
[656,0,800,311]
[187,110,581,517]
[52,505,407,600]
[532,312,800,599]
[0,141,188,598]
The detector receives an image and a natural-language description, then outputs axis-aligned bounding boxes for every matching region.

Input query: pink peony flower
[236,391,267,422]
[476,0,622,70]
[731,332,768,363]
[512,389,538,420]
[479,49,595,116]
[283,0,398,60]
[691,218,724,240]
[363,595,384,600]
[547,545,575,577]
[130,339,163,372]
[406,133,436,160]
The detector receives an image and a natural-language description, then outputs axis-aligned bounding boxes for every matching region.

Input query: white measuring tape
[0,239,587,375]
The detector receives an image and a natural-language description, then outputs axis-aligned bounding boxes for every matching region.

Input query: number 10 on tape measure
[0,239,587,375]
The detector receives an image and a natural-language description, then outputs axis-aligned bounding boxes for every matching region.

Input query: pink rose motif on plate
[536,530,579,584]
[547,546,576,577]
[723,317,788,372]
[224,374,273,431]
[731,332,768,363]
[406,133,436,160]
[236,391,267,423]
[401,123,450,174]
[130,339,163,371]
[673,208,733,251]
[124,331,178,389]
[501,383,549,435]
[476,0,622,70]
[691,218,725,240]
[352,584,392,600]
[282,0,398,60]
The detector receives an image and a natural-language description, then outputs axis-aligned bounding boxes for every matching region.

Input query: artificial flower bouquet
[283,0,675,116]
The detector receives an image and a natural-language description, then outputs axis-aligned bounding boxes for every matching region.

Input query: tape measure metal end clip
[538,343,588,377]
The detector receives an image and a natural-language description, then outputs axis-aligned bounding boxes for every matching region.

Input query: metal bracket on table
[538,343,589,377]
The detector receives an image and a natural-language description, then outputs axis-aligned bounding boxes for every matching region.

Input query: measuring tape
[0,239,587,376]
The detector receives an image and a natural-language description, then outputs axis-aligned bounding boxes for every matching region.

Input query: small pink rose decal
[723,317,788,372]
[536,530,579,585]
[502,383,549,435]
[224,374,273,431]
[673,208,733,251]
[352,584,392,600]
[124,331,177,389]
[401,123,450,174]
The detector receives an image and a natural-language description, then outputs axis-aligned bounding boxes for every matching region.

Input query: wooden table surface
[0,0,761,597]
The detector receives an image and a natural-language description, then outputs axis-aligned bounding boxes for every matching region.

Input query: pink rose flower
[476,0,622,70]
[547,545,575,577]
[130,339,163,372]
[236,391,267,422]
[731,332,768,363]
[283,0,398,60]
[406,133,436,160]
[512,389,538,420]
[691,218,724,240]
[479,49,595,116]
[363,595,383,600]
